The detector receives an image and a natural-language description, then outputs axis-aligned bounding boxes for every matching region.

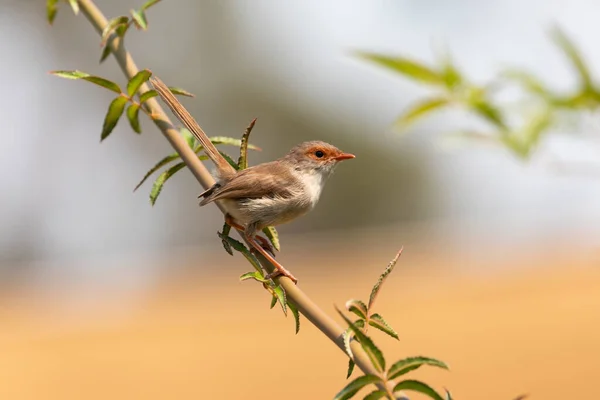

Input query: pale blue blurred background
[1,0,599,301]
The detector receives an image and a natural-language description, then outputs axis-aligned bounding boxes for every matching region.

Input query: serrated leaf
[333,375,382,400]
[126,104,141,133]
[356,52,444,86]
[101,16,129,47]
[139,89,158,103]
[127,69,152,97]
[50,70,122,94]
[345,299,368,320]
[363,390,387,400]
[387,357,448,381]
[141,0,162,11]
[239,271,264,282]
[134,153,180,191]
[392,380,445,400]
[368,249,402,311]
[262,226,280,252]
[238,118,256,170]
[115,23,130,37]
[395,97,450,128]
[346,358,355,379]
[219,151,240,170]
[101,95,128,141]
[337,308,385,372]
[168,87,195,97]
[130,9,148,30]
[47,0,58,24]
[368,314,399,340]
[272,285,287,315]
[288,300,300,334]
[551,26,593,90]
[99,45,112,63]
[149,161,185,205]
[220,222,233,255]
[67,0,79,15]
[270,293,277,309]
[210,136,261,151]
[217,233,263,273]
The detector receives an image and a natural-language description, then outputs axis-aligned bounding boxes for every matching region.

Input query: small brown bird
[151,76,354,283]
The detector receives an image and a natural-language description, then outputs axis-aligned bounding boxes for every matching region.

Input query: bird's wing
[199,162,297,205]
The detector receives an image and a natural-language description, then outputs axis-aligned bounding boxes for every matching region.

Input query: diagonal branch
[77,0,394,393]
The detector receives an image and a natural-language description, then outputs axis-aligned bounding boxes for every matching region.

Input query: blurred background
[1,0,600,399]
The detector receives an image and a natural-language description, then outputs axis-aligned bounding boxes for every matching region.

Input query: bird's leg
[245,233,298,284]
[224,215,297,284]
[224,214,275,256]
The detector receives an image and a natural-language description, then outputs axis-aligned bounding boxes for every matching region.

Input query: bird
[150,76,355,283]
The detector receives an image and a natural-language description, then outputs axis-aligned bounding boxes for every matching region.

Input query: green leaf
[67,0,79,15]
[180,128,197,149]
[270,293,277,309]
[471,100,507,129]
[141,0,162,11]
[387,356,448,381]
[126,104,141,134]
[392,380,445,400]
[333,375,382,400]
[345,299,368,320]
[356,52,444,86]
[368,249,402,310]
[337,308,385,372]
[168,87,195,97]
[217,233,263,273]
[134,153,180,191]
[47,0,59,24]
[219,151,240,170]
[127,69,152,97]
[99,45,112,63]
[368,314,399,340]
[288,300,300,334]
[220,222,233,255]
[502,70,549,96]
[101,16,130,47]
[272,285,287,315]
[441,60,462,89]
[551,26,593,90]
[209,136,261,150]
[238,118,256,170]
[363,390,387,400]
[130,9,148,30]
[101,95,128,141]
[395,97,450,128]
[346,358,355,379]
[521,109,552,150]
[149,162,185,205]
[262,226,280,252]
[50,70,122,94]
[139,90,158,103]
[239,271,267,282]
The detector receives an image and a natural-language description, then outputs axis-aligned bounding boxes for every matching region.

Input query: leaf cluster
[357,26,599,159]
[335,250,450,400]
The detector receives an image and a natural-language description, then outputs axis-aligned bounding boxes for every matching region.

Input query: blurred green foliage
[358,26,599,159]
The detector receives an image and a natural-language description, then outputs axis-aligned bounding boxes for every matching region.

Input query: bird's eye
[315,150,325,158]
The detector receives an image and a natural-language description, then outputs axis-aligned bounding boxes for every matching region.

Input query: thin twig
[77,0,396,394]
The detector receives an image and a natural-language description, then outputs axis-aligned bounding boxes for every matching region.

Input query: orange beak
[333,152,355,161]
